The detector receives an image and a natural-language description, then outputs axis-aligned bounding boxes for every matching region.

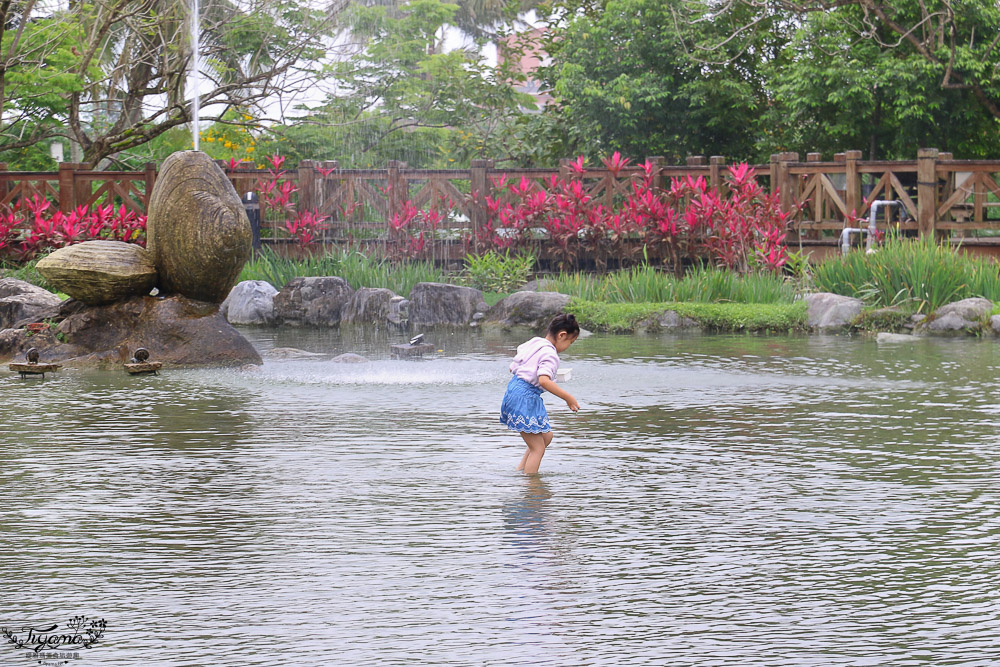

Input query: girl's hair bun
[548,312,581,337]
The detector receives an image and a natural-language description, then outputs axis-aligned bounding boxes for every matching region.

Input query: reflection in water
[1,330,999,665]
[503,476,553,557]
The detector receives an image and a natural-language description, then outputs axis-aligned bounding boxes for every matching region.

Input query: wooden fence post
[647,156,663,191]
[297,160,315,213]
[58,162,78,213]
[776,152,798,216]
[769,154,780,196]
[844,149,862,217]
[470,159,491,255]
[917,148,939,238]
[709,156,724,191]
[387,160,404,227]
[144,162,156,211]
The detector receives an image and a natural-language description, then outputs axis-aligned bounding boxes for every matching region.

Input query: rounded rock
[146,151,252,303]
[36,240,157,305]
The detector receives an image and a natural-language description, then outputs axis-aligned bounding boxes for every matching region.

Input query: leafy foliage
[462,250,535,292]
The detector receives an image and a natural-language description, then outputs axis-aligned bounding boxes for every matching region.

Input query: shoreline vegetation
[4,238,1000,335]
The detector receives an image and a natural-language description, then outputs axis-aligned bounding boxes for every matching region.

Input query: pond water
[1,329,999,665]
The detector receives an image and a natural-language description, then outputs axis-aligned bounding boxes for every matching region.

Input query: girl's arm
[538,375,579,412]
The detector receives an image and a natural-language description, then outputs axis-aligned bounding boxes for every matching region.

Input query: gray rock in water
[331,353,370,363]
[804,293,864,330]
[990,314,1000,334]
[146,151,252,303]
[408,282,484,328]
[273,276,355,326]
[221,280,277,325]
[341,287,400,327]
[387,296,409,327]
[934,297,993,322]
[483,291,571,330]
[36,240,157,305]
[0,280,62,329]
[926,311,976,333]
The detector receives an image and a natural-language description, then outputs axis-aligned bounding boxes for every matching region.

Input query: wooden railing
[4,149,1000,254]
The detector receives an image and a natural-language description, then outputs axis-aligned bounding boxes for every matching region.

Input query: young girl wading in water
[500,313,581,474]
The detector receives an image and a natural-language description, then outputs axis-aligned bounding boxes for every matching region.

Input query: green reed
[813,237,1000,313]
[547,264,796,305]
[239,246,444,297]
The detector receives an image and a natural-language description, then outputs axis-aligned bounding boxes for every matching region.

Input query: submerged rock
[637,310,700,332]
[0,295,261,367]
[331,353,370,363]
[483,291,572,330]
[876,332,919,343]
[0,279,62,329]
[146,151,252,303]
[264,347,325,359]
[273,276,355,326]
[804,293,864,330]
[408,282,483,328]
[221,280,278,325]
[36,240,157,305]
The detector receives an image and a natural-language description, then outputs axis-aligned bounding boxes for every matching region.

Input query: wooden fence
[4,149,1000,261]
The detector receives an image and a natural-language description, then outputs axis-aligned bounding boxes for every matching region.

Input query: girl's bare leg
[516,432,553,471]
[515,447,529,471]
[520,432,549,474]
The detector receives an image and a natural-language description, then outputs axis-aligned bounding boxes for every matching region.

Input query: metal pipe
[866,200,902,252]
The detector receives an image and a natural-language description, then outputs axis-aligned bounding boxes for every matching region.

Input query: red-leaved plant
[476,157,790,274]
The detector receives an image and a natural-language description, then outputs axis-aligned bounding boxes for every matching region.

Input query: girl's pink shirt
[509,337,560,387]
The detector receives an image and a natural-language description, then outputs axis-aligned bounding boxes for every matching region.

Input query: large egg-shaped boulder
[146,151,251,303]
[36,240,157,305]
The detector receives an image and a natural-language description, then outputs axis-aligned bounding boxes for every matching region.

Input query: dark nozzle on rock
[132,347,150,363]
[26,347,39,364]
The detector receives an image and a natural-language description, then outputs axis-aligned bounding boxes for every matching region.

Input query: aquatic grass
[547,265,796,305]
[565,298,808,333]
[240,246,444,297]
[813,237,1000,313]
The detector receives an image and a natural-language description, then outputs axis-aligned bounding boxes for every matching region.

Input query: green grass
[565,298,808,333]
[239,246,444,297]
[813,237,1000,313]
[546,264,796,305]
[1,257,55,292]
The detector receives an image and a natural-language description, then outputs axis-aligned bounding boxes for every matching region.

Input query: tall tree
[0,0,336,167]
[536,0,771,162]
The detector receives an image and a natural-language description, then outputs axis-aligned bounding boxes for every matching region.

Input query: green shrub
[461,250,535,293]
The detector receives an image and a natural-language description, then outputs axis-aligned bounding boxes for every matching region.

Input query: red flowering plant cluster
[388,194,453,261]
[0,194,147,263]
[478,156,791,274]
[254,154,329,248]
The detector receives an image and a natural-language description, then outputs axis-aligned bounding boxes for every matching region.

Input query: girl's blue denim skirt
[500,376,551,433]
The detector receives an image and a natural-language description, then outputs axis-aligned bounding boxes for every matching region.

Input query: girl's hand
[565,396,580,412]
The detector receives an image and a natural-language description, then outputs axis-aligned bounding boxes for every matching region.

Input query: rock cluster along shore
[0,151,261,367]
[221,278,573,331]
[220,281,1000,337]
